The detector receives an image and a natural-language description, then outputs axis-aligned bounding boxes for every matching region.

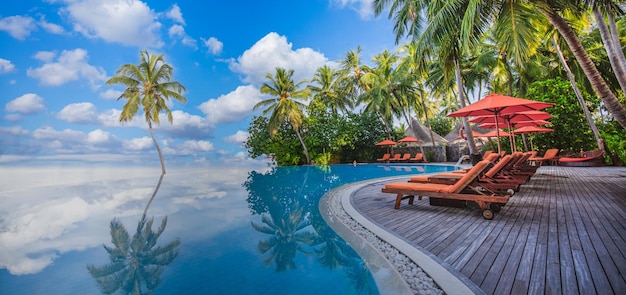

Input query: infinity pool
[0,163,456,294]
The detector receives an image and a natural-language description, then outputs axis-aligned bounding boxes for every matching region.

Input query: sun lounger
[409,153,425,162]
[382,160,512,219]
[397,153,412,162]
[376,153,391,162]
[410,155,522,192]
[558,151,604,167]
[388,154,402,162]
[529,148,559,166]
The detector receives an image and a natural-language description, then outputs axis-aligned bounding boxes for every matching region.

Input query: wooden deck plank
[350,165,626,295]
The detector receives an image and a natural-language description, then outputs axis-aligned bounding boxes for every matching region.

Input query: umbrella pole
[494,114,502,153]
[507,119,516,153]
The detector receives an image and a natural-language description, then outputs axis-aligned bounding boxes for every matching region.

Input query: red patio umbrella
[448,94,554,153]
[469,111,553,152]
[375,139,397,154]
[481,129,512,138]
[398,136,424,154]
[375,139,397,146]
[513,126,554,151]
[479,119,552,129]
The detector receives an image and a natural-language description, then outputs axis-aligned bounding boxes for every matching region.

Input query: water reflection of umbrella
[514,126,554,151]
[448,94,554,153]
[398,136,424,154]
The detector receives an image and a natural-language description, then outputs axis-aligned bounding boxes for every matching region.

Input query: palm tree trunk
[607,13,626,74]
[455,58,479,158]
[420,92,437,148]
[593,7,626,96]
[294,129,311,165]
[148,121,166,175]
[552,36,604,152]
[543,8,626,130]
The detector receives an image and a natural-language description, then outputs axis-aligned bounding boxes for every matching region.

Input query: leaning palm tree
[255,68,312,165]
[106,50,188,175]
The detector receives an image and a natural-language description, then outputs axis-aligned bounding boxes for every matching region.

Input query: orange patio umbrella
[481,129,512,138]
[479,119,552,129]
[513,126,554,151]
[469,111,553,153]
[375,139,397,154]
[448,94,554,153]
[398,136,424,154]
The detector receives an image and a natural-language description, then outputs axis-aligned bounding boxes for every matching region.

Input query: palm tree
[361,50,417,133]
[87,217,180,295]
[106,50,187,175]
[255,68,312,164]
[534,1,626,130]
[309,65,353,114]
[588,0,626,96]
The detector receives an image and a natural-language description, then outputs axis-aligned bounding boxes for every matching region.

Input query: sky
[0,0,402,167]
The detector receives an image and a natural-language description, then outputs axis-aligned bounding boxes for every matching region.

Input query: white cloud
[332,0,375,19]
[225,130,249,144]
[32,126,85,142]
[0,58,15,73]
[169,24,197,49]
[123,136,153,151]
[5,93,46,114]
[87,129,112,144]
[165,4,185,25]
[33,51,56,62]
[198,85,262,124]
[202,37,223,55]
[38,16,65,34]
[99,89,122,99]
[61,0,163,48]
[228,32,328,85]
[57,102,98,123]
[0,126,30,136]
[27,48,107,88]
[0,15,37,40]
[157,110,213,139]
[176,140,215,155]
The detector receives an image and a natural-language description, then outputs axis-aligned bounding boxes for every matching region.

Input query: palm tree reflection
[244,166,378,293]
[88,175,179,294]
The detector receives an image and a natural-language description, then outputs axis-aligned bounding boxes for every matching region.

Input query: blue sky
[0,0,400,167]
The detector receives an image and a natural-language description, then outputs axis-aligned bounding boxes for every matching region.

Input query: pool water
[0,163,456,294]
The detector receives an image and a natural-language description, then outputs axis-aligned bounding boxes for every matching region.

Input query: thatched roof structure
[405,118,447,147]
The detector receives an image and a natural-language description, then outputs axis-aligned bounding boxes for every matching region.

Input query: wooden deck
[351,165,626,294]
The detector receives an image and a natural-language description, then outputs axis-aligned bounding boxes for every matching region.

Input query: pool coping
[323,176,483,295]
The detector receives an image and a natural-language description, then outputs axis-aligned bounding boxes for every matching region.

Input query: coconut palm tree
[534,0,626,130]
[106,50,187,175]
[309,65,353,114]
[255,68,311,164]
[87,217,180,295]
[360,50,417,133]
[588,0,626,95]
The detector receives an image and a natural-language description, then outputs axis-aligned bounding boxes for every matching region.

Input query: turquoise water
[0,163,455,294]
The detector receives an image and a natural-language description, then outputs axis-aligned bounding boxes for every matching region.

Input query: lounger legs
[395,194,415,209]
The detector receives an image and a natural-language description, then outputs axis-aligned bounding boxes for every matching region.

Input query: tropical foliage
[106,50,187,175]
[246,1,626,166]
